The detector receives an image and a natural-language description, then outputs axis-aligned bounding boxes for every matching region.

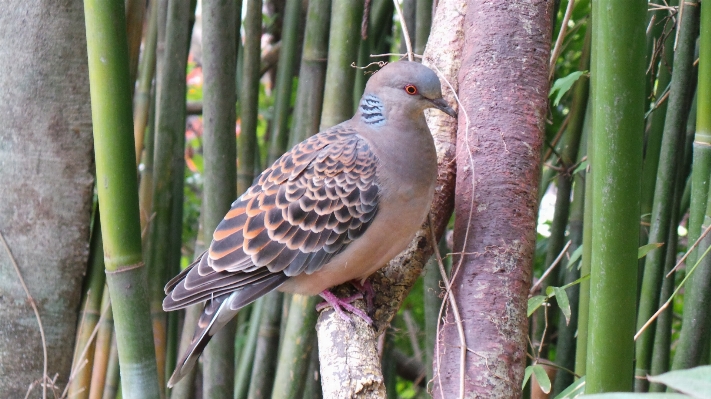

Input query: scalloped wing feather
[163,126,380,312]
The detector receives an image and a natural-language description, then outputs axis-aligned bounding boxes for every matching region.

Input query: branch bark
[434,1,552,397]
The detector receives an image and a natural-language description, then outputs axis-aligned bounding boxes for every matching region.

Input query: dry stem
[549,0,576,81]
[1,230,48,399]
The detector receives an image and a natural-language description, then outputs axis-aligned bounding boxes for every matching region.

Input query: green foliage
[523,364,552,394]
[556,376,586,398]
[638,242,664,259]
[550,71,588,106]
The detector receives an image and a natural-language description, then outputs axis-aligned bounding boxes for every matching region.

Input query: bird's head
[362,61,457,119]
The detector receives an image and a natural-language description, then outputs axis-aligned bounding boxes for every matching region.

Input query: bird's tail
[166,274,288,387]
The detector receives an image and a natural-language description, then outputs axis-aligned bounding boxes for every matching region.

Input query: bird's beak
[430,97,457,118]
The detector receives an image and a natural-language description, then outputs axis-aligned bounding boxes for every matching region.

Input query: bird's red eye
[404,84,418,95]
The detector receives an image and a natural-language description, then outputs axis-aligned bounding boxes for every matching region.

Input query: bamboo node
[105,261,145,274]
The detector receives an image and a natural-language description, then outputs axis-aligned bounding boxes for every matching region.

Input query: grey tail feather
[166,273,288,388]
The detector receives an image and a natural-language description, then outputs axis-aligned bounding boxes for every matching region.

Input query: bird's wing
[163,126,380,311]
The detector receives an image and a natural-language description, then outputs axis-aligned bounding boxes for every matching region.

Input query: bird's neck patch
[359,94,385,127]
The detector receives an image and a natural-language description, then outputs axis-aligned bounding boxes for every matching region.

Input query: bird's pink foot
[350,279,375,312]
[317,290,373,325]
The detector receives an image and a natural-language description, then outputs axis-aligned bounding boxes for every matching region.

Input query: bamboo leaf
[639,242,664,259]
[554,286,572,325]
[533,364,552,394]
[550,71,587,106]
[528,295,547,317]
[567,245,583,269]
[522,365,534,389]
[554,375,585,399]
[647,365,711,399]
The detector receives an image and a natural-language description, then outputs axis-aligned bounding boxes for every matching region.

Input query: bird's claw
[317,290,373,325]
[350,279,375,313]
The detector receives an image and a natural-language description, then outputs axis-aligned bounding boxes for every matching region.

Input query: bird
[162,61,456,387]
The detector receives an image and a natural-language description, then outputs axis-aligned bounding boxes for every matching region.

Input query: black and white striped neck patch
[359,94,385,127]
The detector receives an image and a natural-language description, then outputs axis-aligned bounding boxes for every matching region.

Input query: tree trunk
[0,0,95,396]
[433,1,552,397]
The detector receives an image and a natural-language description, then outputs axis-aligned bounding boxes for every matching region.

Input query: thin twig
[667,223,711,277]
[1,230,48,399]
[674,0,684,51]
[392,0,414,62]
[549,0,576,81]
[370,52,422,59]
[542,114,571,163]
[538,304,549,357]
[635,239,711,340]
[530,240,572,294]
[402,310,423,363]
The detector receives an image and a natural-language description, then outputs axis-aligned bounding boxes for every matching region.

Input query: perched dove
[163,61,456,387]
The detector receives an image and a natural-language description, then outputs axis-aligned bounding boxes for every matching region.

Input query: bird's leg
[317,289,373,325]
[350,279,375,313]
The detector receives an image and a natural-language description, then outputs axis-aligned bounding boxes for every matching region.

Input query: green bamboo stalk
[671,0,711,371]
[319,0,364,130]
[351,0,394,107]
[301,345,322,399]
[238,0,262,194]
[270,294,320,399]
[68,218,107,399]
[200,0,239,396]
[686,1,711,272]
[551,118,588,397]
[167,305,202,399]
[371,0,394,57]
[398,0,415,55]
[170,221,206,399]
[146,0,191,392]
[164,310,178,396]
[88,289,113,399]
[139,87,157,240]
[635,1,699,390]
[133,0,159,163]
[247,291,283,399]
[101,335,120,399]
[83,0,160,396]
[288,0,330,149]
[267,0,302,164]
[233,304,252,370]
[672,181,711,370]
[278,294,292,351]
[235,297,266,399]
[125,0,147,88]
[414,0,432,55]
[155,0,168,113]
[640,4,676,237]
[574,98,593,377]
[535,29,590,358]
[645,0,670,110]
[649,131,689,392]
[678,92,698,220]
[353,34,372,108]
[585,0,646,392]
[382,329,397,399]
